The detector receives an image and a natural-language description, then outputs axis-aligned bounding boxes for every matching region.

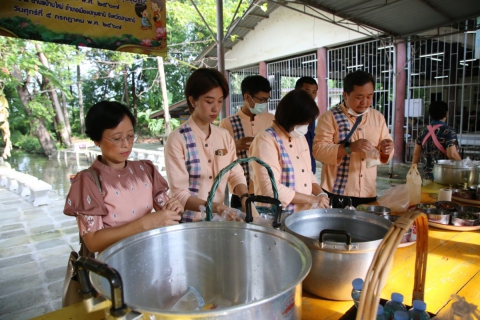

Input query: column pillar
[394,41,407,163]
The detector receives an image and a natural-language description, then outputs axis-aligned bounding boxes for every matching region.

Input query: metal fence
[406,19,480,161]
[327,39,396,130]
[229,65,260,115]
[266,53,317,113]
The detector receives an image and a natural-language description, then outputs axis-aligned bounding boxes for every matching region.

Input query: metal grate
[266,53,317,113]
[327,40,395,129]
[229,66,260,115]
[406,19,480,161]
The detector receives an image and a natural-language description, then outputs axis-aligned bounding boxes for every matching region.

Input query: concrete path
[0,145,411,319]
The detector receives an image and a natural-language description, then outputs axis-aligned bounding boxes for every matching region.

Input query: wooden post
[156,56,171,136]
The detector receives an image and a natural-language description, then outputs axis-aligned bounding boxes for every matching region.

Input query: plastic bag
[432,294,479,319]
[366,147,382,168]
[406,164,422,205]
[377,184,411,212]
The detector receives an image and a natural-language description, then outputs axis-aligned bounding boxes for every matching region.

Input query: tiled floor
[0,155,410,319]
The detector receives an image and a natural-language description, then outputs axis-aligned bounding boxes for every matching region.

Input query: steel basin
[433,160,475,186]
[83,222,311,319]
[284,209,391,301]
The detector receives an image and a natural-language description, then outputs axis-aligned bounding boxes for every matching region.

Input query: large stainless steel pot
[284,208,392,301]
[75,222,312,319]
[433,160,475,186]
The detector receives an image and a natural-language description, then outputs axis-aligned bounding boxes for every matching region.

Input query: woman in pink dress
[64,101,183,253]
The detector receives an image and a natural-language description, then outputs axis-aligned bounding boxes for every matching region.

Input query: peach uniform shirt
[64,159,170,236]
[249,122,318,213]
[220,110,274,193]
[313,103,393,198]
[165,117,246,215]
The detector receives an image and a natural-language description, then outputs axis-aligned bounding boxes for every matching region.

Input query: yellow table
[34,185,480,319]
[302,183,480,319]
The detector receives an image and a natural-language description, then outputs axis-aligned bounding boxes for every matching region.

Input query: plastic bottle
[394,311,409,320]
[384,293,407,320]
[170,286,205,311]
[351,278,363,308]
[408,300,430,320]
[377,304,386,320]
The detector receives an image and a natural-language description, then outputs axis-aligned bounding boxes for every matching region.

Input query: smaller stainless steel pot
[424,208,450,225]
[451,211,479,226]
[433,160,475,186]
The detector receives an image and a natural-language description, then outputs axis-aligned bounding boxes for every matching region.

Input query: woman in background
[249,89,329,214]
[412,100,461,184]
[64,101,183,253]
[165,68,250,221]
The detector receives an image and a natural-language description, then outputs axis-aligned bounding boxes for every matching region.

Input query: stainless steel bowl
[415,203,437,212]
[451,211,479,226]
[457,206,480,215]
[434,201,459,212]
[364,205,391,215]
[452,189,476,199]
[424,208,450,225]
[433,160,475,186]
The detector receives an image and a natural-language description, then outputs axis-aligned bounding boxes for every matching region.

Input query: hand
[316,194,329,208]
[379,139,394,155]
[163,197,184,215]
[350,139,372,153]
[235,136,254,151]
[143,209,181,229]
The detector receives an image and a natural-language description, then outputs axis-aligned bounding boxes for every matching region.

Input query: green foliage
[10,131,43,153]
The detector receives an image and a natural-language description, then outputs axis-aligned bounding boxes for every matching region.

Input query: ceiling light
[429,57,442,61]
[378,45,394,50]
[419,52,444,58]
[460,59,477,63]
[346,64,363,69]
[434,75,448,79]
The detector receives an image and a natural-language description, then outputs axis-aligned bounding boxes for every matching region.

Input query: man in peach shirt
[313,70,394,207]
[220,75,274,208]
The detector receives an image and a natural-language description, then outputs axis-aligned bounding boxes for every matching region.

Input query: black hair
[241,75,271,96]
[343,70,375,94]
[275,90,319,131]
[295,76,317,89]
[428,100,449,121]
[135,3,148,17]
[184,68,229,114]
[85,101,136,142]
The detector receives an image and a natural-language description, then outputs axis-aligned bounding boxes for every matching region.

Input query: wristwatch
[344,142,351,154]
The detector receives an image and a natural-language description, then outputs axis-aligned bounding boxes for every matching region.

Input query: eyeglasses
[103,134,137,147]
[251,95,270,104]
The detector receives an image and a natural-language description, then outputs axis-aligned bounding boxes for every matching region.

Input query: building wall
[225,5,375,70]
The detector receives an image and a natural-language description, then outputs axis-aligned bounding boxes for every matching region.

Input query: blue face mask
[249,95,267,114]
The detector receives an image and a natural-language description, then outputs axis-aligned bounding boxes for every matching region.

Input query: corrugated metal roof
[196,0,480,66]
[302,0,480,36]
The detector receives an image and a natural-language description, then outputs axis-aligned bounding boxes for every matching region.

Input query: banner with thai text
[0,0,167,56]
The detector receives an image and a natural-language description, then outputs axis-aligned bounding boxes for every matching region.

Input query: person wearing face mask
[220,75,275,208]
[249,90,329,214]
[313,70,394,207]
[295,76,319,174]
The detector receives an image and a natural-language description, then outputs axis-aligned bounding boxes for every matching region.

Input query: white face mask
[347,107,370,117]
[248,95,267,115]
[290,124,309,138]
